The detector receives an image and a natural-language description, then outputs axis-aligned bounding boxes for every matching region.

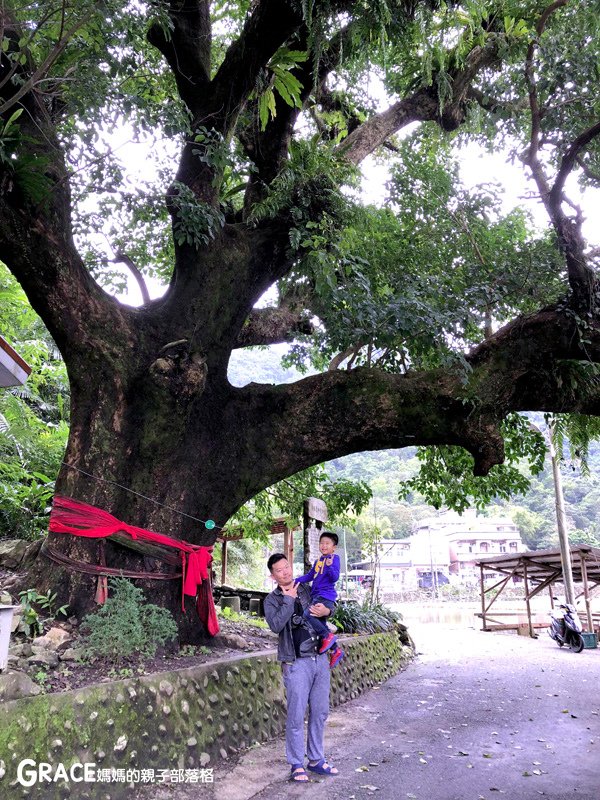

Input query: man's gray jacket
[264,583,318,663]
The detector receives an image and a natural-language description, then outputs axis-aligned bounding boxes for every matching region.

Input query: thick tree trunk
[24,345,253,643]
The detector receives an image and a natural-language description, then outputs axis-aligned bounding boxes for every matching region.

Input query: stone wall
[0,632,412,799]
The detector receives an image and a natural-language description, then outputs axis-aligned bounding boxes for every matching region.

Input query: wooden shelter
[216,518,298,585]
[0,335,31,387]
[476,545,600,637]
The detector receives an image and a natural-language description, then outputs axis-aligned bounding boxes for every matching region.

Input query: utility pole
[528,419,576,606]
[549,426,576,605]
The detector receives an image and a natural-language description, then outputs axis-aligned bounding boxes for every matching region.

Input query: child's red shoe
[329,647,345,668]
[319,632,337,653]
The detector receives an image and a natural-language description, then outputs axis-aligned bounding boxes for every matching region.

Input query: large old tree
[1,0,599,639]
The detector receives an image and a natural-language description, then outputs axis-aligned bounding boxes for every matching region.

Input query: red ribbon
[49,495,219,636]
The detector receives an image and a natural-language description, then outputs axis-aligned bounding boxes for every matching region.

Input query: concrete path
[147,621,600,800]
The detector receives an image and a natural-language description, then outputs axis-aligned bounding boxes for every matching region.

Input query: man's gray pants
[282,654,331,766]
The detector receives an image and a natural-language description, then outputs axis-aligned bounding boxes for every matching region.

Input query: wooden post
[303,501,311,573]
[303,498,328,573]
[523,559,534,638]
[283,527,294,565]
[480,564,487,631]
[580,553,593,632]
[221,539,228,586]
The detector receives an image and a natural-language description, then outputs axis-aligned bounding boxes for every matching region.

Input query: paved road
[149,621,600,800]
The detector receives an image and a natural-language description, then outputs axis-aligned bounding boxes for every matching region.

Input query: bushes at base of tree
[81,578,178,660]
[332,599,403,635]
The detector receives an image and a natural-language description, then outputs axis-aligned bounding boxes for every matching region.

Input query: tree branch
[155,0,308,225]
[229,303,600,500]
[147,1,211,116]
[0,9,137,357]
[576,154,600,183]
[235,306,314,348]
[202,0,303,135]
[522,0,594,308]
[336,87,438,165]
[338,36,502,165]
[239,21,358,213]
[549,120,600,210]
[467,87,529,116]
[0,6,95,116]
[328,343,364,371]
[235,361,506,491]
[111,250,151,306]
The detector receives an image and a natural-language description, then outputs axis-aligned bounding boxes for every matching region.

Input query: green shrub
[81,578,178,660]
[332,599,403,635]
[17,588,68,638]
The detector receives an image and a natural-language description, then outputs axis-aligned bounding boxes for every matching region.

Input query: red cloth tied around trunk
[49,495,219,636]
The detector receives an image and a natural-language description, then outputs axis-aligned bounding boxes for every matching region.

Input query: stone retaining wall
[0,632,412,799]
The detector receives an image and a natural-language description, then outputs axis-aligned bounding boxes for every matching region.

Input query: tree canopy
[1,0,600,632]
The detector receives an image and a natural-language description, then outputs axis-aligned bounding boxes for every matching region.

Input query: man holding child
[264,536,342,783]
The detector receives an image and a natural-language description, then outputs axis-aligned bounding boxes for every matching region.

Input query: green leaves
[503,16,529,39]
[258,88,278,132]
[256,47,308,130]
[0,265,68,539]
[399,414,547,513]
[228,463,372,541]
[332,599,402,635]
[171,182,225,249]
[549,410,600,477]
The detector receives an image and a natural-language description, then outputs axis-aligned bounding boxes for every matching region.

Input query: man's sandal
[290,765,309,782]
[307,759,339,776]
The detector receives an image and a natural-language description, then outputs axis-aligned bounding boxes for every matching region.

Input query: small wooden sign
[306,497,328,523]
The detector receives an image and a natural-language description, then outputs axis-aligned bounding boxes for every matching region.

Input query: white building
[350,539,412,591]
[350,510,525,592]
[408,527,451,590]
[414,510,524,584]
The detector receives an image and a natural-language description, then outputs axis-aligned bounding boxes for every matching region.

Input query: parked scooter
[548,601,585,652]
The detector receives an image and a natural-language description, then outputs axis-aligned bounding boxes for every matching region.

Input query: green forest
[3,263,600,567]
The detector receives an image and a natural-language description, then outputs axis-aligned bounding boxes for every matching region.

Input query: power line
[60,461,221,530]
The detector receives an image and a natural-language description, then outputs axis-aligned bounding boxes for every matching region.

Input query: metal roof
[0,335,31,387]
[475,544,600,589]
